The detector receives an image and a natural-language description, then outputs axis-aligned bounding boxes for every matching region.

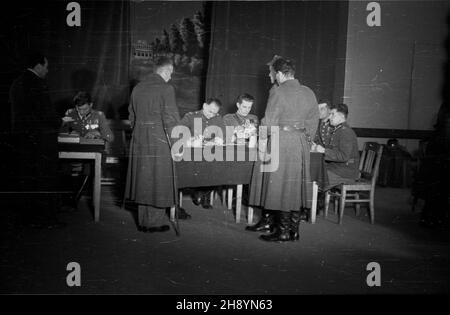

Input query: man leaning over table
[125,56,186,233]
[60,91,114,142]
[313,103,360,189]
[60,91,114,180]
[179,98,226,209]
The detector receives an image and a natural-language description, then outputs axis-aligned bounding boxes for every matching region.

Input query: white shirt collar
[27,68,41,78]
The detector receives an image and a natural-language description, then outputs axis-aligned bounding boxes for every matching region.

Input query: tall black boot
[201,191,213,209]
[290,210,300,241]
[245,210,275,232]
[259,211,291,242]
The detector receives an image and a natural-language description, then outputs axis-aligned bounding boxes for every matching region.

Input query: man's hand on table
[85,130,102,139]
[62,116,75,123]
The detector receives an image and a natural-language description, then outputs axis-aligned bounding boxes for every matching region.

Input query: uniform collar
[332,121,347,132]
[76,108,92,120]
[201,110,218,120]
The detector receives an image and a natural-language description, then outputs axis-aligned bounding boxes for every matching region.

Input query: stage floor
[1,186,449,294]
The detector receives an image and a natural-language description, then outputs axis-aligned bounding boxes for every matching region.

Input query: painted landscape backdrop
[130,1,210,117]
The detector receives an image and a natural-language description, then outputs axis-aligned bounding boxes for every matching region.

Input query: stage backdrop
[129,0,210,118]
[205,1,349,118]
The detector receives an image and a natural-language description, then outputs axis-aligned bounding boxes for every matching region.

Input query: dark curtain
[0,0,130,132]
[205,1,348,117]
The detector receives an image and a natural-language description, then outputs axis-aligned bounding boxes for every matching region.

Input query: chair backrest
[358,142,384,185]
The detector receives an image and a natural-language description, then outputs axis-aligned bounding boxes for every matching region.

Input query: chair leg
[339,189,346,225]
[75,175,89,202]
[228,188,233,210]
[369,191,375,224]
[222,188,227,206]
[324,191,330,218]
[334,197,338,214]
[355,193,361,216]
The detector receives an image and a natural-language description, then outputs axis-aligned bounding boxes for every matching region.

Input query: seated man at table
[180,98,225,209]
[313,99,334,148]
[313,103,360,189]
[223,93,259,142]
[60,91,114,143]
[60,91,114,180]
[223,93,258,206]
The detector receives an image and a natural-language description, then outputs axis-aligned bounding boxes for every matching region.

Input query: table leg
[236,184,243,223]
[210,190,214,206]
[311,181,318,224]
[227,188,233,210]
[179,191,183,207]
[93,153,102,222]
[247,206,254,225]
[222,189,226,206]
[170,206,176,221]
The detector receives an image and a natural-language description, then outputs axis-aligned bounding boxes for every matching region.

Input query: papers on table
[58,133,105,145]
[58,133,80,143]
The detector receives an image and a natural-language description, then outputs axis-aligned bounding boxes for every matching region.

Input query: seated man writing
[180,98,225,209]
[60,91,114,185]
[313,103,360,189]
[61,91,114,142]
[223,93,259,143]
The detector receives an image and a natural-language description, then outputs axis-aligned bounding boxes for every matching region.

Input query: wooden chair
[325,142,383,224]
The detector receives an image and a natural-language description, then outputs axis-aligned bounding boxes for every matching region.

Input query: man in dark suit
[9,50,63,228]
[314,103,360,188]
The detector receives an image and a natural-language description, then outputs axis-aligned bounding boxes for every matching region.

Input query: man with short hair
[180,98,226,209]
[180,98,226,139]
[244,55,282,234]
[9,50,63,228]
[61,91,114,142]
[223,94,259,127]
[314,103,360,188]
[249,57,319,242]
[223,93,259,143]
[125,56,184,233]
[314,99,333,148]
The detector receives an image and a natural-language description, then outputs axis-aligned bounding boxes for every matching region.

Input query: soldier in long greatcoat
[125,57,181,233]
[249,57,319,242]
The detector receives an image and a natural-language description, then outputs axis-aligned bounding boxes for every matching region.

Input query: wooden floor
[1,186,449,294]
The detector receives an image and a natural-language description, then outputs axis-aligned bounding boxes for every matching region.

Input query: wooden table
[174,145,255,223]
[58,139,105,222]
[309,152,328,223]
[172,147,328,225]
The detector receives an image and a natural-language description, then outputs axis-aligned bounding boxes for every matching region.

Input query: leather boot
[192,190,202,206]
[201,191,213,209]
[259,211,291,242]
[290,210,300,241]
[299,208,309,222]
[245,210,275,232]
